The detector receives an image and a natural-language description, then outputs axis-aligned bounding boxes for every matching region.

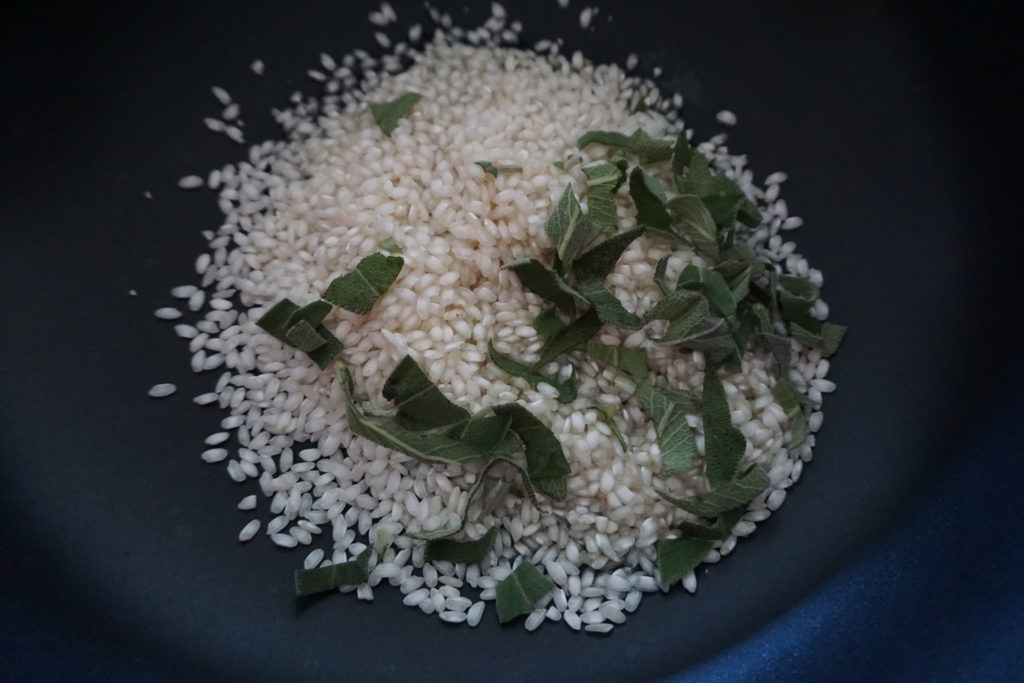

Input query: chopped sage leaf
[492,403,570,497]
[488,343,578,404]
[665,195,720,261]
[657,536,711,587]
[578,280,644,330]
[534,308,603,367]
[671,129,694,178]
[544,184,584,269]
[495,561,556,624]
[448,413,522,460]
[702,368,747,487]
[256,298,300,341]
[370,91,422,136]
[305,326,343,369]
[533,308,567,338]
[425,527,498,564]
[340,365,487,464]
[658,465,770,518]
[583,161,627,234]
[629,168,671,232]
[475,161,522,177]
[635,381,699,477]
[378,237,402,254]
[586,340,649,381]
[771,378,808,447]
[577,128,672,164]
[596,403,629,451]
[676,268,739,324]
[654,254,672,295]
[382,355,471,431]
[322,252,404,315]
[294,547,370,596]
[790,320,847,358]
[572,228,645,284]
[290,299,333,328]
[285,319,326,353]
[776,275,819,323]
[503,258,576,315]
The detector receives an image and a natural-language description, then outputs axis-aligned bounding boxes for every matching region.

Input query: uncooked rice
[155,5,836,634]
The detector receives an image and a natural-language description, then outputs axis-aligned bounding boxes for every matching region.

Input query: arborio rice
[157,5,839,633]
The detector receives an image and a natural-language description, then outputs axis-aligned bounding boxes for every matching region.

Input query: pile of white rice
[156,6,835,633]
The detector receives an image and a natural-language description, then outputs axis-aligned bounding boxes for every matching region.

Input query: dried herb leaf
[655,254,672,295]
[492,403,570,498]
[629,168,671,232]
[776,275,819,324]
[577,128,672,164]
[586,340,649,381]
[285,319,326,353]
[572,228,645,284]
[671,129,694,178]
[702,368,747,487]
[256,299,341,369]
[666,195,720,261]
[495,561,555,624]
[657,537,711,587]
[378,237,402,254]
[340,365,487,464]
[596,403,628,451]
[488,343,578,404]
[677,268,739,324]
[382,356,472,432]
[370,91,422,136]
[771,378,808,448]
[533,308,567,338]
[658,465,770,518]
[294,547,370,596]
[790,320,848,358]
[503,258,576,315]
[425,527,498,564]
[583,161,627,234]
[534,308,603,367]
[578,280,644,330]
[322,253,404,315]
[635,381,699,477]
[476,161,521,177]
[545,184,586,270]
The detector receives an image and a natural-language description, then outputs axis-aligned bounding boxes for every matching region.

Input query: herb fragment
[370,91,422,136]
[488,343,577,404]
[635,381,699,477]
[492,403,571,499]
[771,378,808,447]
[657,537,712,587]
[322,253,404,315]
[503,258,576,315]
[658,465,770,518]
[495,561,555,624]
[586,340,649,381]
[533,308,567,337]
[378,237,402,254]
[425,526,499,564]
[702,368,747,487]
[534,308,602,367]
[577,128,673,164]
[577,280,644,330]
[256,298,341,369]
[629,168,671,232]
[382,355,471,431]
[582,161,627,234]
[294,547,370,596]
[665,195,720,260]
[476,161,522,177]
[572,228,645,284]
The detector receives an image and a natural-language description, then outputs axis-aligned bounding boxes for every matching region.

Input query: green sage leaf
[771,378,808,448]
[382,355,471,431]
[285,319,326,353]
[533,308,567,338]
[635,381,699,477]
[666,195,720,261]
[583,161,627,234]
[425,526,499,564]
[703,368,747,487]
[322,253,404,315]
[256,299,341,369]
[495,561,555,624]
[577,280,644,330]
[370,91,422,136]
[294,547,370,596]
[776,275,819,324]
[475,161,521,177]
[534,308,603,367]
[502,258,576,315]
[629,168,671,231]
[657,536,711,587]
[586,340,649,381]
[658,465,770,518]
[572,228,645,284]
[488,344,577,404]
[492,403,570,498]
[378,237,402,254]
